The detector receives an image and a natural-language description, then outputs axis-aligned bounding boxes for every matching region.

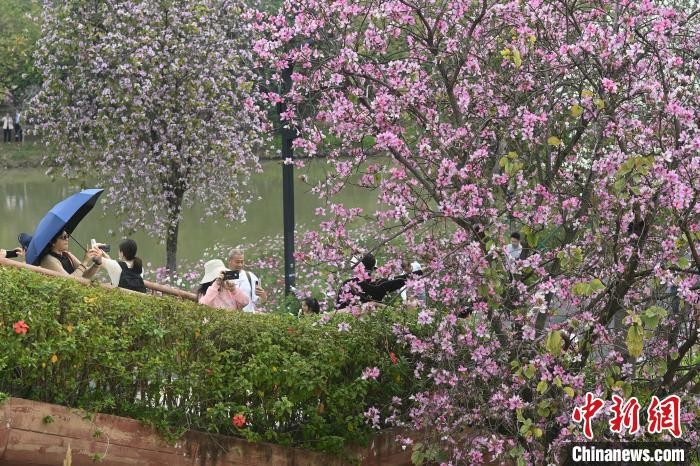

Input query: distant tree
[0,0,42,106]
[31,0,267,271]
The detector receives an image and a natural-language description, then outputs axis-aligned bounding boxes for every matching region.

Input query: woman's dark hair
[50,230,67,246]
[303,297,321,314]
[18,232,32,251]
[360,253,376,272]
[119,239,142,270]
[198,281,214,300]
[510,231,521,240]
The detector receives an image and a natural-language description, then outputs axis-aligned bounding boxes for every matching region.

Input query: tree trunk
[166,220,180,273]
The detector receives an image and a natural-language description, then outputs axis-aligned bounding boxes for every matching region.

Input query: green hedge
[0,266,414,454]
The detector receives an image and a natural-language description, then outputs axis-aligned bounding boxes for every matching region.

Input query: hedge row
[0,266,415,454]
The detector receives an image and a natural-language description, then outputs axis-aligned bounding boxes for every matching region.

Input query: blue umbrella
[25,188,104,265]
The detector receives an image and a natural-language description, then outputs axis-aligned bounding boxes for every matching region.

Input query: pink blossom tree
[255,0,700,463]
[30,0,267,271]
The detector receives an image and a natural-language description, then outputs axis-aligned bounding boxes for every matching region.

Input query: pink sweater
[198,281,250,310]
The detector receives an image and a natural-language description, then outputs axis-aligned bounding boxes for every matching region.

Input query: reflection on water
[0,161,377,269]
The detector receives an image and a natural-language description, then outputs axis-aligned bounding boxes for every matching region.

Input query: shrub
[0,266,415,454]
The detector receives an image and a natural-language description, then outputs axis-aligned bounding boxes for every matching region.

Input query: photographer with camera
[38,230,104,279]
[1,247,22,260]
[227,248,267,313]
[197,259,250,310]
[0,233,32,261]
[101,239,147,293]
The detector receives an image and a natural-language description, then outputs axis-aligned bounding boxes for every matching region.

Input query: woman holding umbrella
[25,188,107,279]
[39,230,104,279]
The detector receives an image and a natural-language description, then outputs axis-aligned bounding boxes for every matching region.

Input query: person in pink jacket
[197,259,249,310]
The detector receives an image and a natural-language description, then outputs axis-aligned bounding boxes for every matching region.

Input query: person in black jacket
[116,239,147,293]
[336,253,405,309]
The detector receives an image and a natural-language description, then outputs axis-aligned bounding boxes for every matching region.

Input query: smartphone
[5,249,18,259]
[91,239,110,252]
[223,270,240,281]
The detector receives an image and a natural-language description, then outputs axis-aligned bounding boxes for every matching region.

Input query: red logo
[572,392,605,440]
[609,395,641,435]
[573,393,683,439]
[647,395,682,438]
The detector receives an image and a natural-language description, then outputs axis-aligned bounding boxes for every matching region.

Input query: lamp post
[279,65,296,295]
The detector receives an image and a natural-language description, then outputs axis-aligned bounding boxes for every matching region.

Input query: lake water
[0,160,377,269]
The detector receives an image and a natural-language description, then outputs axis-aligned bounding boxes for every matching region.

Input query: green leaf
[573,279,604,296]
[626,323,644,358]
[589,279,605,293]
[527,231,538,248]
[524,364,536,379]
[622,382,632,399]
[411,444,426,465]
[563,386,575,398]
[614,178,626,192]
[510,446,526,466]
[572,282,590,296]
[545,331,563,357]
[536,380,548,394]
[547,136,562,146]
[641,306,667,330]
[512,49,522,68]
[519,418,533,435]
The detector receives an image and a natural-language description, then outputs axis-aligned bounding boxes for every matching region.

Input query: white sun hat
[200,259,230,284]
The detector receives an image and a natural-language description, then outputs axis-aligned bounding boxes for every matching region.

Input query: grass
[0,137,49,168]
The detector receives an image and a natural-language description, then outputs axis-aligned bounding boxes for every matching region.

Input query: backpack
[118,261,147,293]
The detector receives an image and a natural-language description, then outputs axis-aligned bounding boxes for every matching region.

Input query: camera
[222,270,240,281]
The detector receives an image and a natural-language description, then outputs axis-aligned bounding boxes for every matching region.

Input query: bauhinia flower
[361,367,381,380]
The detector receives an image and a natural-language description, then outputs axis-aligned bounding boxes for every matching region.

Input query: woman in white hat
[197,259,250,310]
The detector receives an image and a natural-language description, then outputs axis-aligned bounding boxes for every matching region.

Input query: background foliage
[0,0,41,107]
